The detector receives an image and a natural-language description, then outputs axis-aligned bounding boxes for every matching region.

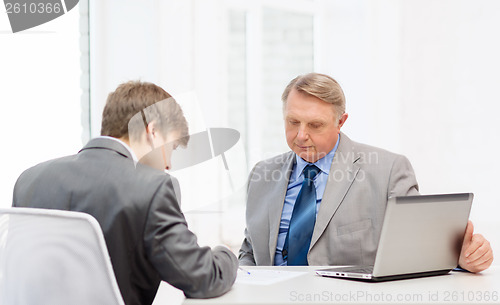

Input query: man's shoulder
[245,152,294,188]
[135,163,176,185]
[252,151,294,171]
[13,154,78,205]
[16,146,170,189]
[18,154,77,179]
[339,133,407,166]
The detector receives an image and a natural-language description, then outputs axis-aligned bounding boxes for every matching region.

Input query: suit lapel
[310,133,360,249]
[267,152,295,264]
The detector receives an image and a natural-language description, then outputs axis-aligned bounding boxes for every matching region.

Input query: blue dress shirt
[274,137,340,266]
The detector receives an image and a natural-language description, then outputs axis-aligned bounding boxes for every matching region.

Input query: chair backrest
[0,208,125,305]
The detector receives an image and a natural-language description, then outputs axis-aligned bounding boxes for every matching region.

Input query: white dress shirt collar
[97,136,139,165]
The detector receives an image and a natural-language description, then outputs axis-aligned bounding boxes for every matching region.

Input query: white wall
[400,0,500,260]
[0,5,81,209]
[320,0,500,260]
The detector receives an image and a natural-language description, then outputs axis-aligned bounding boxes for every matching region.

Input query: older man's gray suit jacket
[239,132,419,266]
[13,138,238,305]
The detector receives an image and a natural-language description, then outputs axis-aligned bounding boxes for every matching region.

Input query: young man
[239,73,493,273]
[13,81,238,305]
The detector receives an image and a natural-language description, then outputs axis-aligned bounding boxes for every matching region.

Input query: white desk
[177,266,500,305]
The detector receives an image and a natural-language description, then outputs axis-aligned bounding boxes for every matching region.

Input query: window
[0,2,82,208]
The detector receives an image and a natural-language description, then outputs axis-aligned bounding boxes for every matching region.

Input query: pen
[238,267,251,275]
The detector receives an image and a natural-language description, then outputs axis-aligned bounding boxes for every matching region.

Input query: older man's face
[284,88,347,163]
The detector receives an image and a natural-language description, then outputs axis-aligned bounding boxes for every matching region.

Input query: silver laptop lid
[372,193,473,277]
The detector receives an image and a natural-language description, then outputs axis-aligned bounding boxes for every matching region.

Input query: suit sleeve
[387,154,420,197]
[238,165,258,266]
[143,177,238,298]
[238,228,256,266]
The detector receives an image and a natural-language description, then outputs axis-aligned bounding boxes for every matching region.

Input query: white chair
[0,208,125,305]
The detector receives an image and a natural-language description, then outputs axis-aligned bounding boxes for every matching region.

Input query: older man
[239,73,493,273]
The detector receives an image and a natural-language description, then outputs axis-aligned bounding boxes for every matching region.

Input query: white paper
[236,269,307,285]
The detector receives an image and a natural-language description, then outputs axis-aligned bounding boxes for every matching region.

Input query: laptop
[315,193,473,282]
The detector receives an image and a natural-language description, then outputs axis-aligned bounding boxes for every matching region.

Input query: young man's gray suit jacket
[239,132,419,266]
[13,138,238,305]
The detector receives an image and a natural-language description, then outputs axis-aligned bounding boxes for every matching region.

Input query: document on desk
[236,269,307,285]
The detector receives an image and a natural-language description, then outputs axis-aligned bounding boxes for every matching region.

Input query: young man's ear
[145,121,157,148]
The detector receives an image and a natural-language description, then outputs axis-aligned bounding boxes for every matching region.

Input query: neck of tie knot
[303,164,320,180]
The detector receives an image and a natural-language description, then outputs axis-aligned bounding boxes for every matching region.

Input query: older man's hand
[458,221,494,273]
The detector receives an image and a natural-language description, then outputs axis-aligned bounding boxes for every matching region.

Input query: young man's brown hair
[101,81,189,146]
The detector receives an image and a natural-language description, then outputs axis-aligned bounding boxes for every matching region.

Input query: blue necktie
[283,164,320,266]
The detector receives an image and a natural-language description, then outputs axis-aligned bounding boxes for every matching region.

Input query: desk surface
[180,266,500,305]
